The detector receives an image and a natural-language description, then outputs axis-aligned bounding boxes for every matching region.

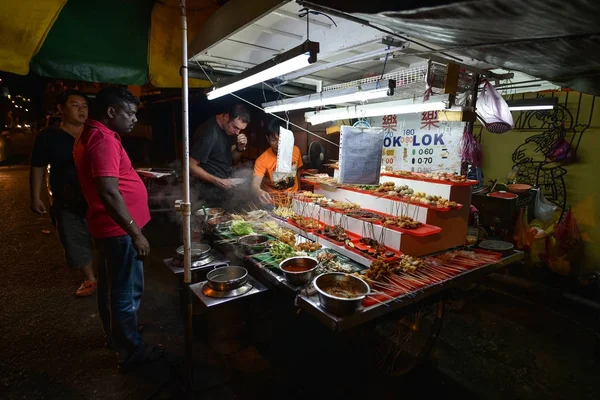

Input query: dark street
[1,164,599,399]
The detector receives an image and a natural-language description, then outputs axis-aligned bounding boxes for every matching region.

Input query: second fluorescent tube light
[206,41,319,100]
[506,97,558,111]
[305,94,451,125]
[262,80,396,113]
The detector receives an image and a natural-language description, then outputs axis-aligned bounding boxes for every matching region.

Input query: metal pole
[179,0,193,397]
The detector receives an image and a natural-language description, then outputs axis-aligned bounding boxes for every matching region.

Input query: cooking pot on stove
[176,242,211,261]
[206,266,248,291]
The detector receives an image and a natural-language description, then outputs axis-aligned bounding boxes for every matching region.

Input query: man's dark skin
[93,102,150,260]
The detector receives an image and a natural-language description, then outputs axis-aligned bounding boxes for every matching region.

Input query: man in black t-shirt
[30,90,97,297]
[189,104,250,207]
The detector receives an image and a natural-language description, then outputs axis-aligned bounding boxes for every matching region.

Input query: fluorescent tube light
[206,41,319,100]
[508,105,555,111]
[262,80,395,113]
[506,97,558,111]
[304,94,451,125]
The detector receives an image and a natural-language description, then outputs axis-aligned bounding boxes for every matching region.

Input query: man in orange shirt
[253,119,303,203]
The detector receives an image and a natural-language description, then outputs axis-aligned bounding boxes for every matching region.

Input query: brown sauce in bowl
[322,282,362,298]
[281,265,313,273]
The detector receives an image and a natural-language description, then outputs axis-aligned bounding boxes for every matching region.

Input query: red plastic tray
[357,208,442,237]
[337,186,463,212]
[345,239,402,263]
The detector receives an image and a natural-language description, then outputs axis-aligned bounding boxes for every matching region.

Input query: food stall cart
[182,164,523,375]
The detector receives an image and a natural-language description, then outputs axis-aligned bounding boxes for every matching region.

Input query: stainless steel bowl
[313,273,370,316]
[196,207,224,221]
[206,265,248,291]
[238,234,270,255]
[279,256,318,285]
[207,216,232,233]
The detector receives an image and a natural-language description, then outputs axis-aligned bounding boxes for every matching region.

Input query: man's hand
[236,133,248,151]
[257,189,272,204]
[31,199,47,215]
[216,178,235,190]
[131,232,150,260]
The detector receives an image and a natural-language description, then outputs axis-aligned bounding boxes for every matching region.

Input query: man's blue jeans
[95,235,144,363]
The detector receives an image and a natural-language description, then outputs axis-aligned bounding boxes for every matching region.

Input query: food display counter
[203,169,524,333]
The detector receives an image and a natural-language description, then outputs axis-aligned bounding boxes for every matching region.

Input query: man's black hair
[266,118,283,139]
[57,90,88,107]
[92,86,140,117]
[226,104,250,124]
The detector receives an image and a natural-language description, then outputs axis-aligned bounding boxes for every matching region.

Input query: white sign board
[371,111,464,174]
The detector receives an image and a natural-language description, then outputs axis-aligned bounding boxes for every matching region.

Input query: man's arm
[189,157,233,189]
[94,177,150,259]
[231,133,248,163]
[29,167,47,214]
[252,175,271,203]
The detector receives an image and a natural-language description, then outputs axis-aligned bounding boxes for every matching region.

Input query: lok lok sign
[371,111,464,174]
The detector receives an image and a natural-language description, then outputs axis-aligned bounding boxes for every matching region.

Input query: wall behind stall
[478,91,599,273]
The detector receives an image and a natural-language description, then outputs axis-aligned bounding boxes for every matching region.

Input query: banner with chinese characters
[371,111,464,174]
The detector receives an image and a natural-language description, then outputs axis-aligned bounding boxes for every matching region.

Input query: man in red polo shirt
[74,87,163,370]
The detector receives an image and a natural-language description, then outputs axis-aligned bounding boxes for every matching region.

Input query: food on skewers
[359,255,426,282]
[355,238,395,259]
[297,191,325,200]
[315,251,353,274]
[269,242,297,262]
[317,225,351,245]
[375,181,396,193]
[423,172,468,182]
[262,221,297,246]
[329,201,360,211]
[394,184,414,197]
[409,192,458,208]
[381,215,422,229]
[291,215,321,230]
[397,254,425,273]
[389,170,413,177]
[273,206,296,218]
[346,210,381,221]
[294,242,322,252]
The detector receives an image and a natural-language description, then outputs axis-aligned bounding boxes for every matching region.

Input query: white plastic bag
[477,80,514,134]
[534,187,558,224]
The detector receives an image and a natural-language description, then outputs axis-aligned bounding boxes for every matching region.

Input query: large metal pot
[206,265,248,291]
[176,242,211,261]
[279,256,318,285]
[313,273,370,316]
[238,234,270,255]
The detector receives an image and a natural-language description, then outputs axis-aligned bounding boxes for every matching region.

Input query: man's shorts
[52,206,94,269]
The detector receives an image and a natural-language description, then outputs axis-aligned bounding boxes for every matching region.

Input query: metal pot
[238,234,270,255]
[279,256,318,285]
[313,273,370,316]
[176,242,211,261]
[206,265,248,291]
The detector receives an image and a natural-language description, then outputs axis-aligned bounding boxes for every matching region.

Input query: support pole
[179,0,193,397]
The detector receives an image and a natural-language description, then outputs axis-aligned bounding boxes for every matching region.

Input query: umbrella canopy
[0,0,217,87]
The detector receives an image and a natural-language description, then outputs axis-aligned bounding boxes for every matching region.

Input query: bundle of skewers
[357,250,502,306]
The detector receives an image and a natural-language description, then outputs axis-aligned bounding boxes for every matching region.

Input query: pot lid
[488,191,518,199]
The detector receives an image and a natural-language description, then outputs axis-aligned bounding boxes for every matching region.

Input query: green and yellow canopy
[0,0,216,87]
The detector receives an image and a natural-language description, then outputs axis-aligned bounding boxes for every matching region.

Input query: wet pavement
[1,164,599,399]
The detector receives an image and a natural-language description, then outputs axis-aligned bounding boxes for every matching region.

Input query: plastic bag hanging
[534,187,558,224]
[477,80,514,134]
